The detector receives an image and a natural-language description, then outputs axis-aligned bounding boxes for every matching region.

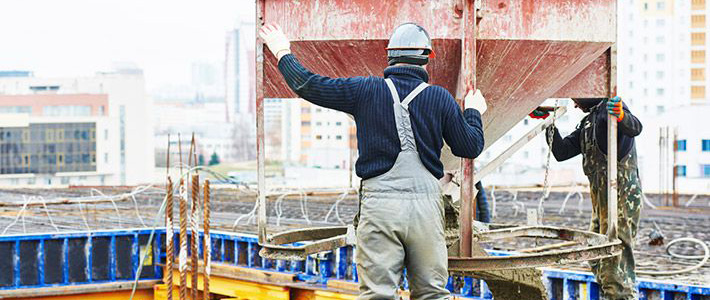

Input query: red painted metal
[261,0,616,148]
[458,0,477,258]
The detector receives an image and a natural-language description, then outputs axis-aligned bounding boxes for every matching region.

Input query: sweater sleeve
[442,94,484,159]
[619,104,642,137]
[548,125,582,161]
[277,54,364,115]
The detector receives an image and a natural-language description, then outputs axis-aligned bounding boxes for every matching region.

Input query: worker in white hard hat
[260,22,486,300]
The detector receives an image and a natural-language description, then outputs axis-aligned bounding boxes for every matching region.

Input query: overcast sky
[0,0,254,91]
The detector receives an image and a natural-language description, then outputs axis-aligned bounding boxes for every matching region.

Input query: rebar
[203,179,211,299]
[165,176,174,300]
[190,174,199,300]
[178,178,187,300]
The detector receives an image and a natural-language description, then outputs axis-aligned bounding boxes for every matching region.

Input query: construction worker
[260,23,486,299]
[540,97,643,300]
[475,181,491,222]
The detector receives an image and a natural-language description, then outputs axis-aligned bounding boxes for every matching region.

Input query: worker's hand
[464,89,487,114]
[529,108,550,119]
[607,96,625,121]
[545,125,557,146]
[258,23,291,61]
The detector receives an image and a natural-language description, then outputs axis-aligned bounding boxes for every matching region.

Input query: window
[691,50,705,63]
[315,108,322,113]
[677,165,687,177]
[656,19,665,26]
[315,135,322,140]
[336,135,343,140]
[43,105,91,116]
[335,122,342,126]
[656,105,665,113]
[301,121,311,126]
[657,1,665,9]
[691,15,706,28]
[656,88,665,96]
[692,0,706,10]
[104,153,109,163]
[656,53,665,62]
[656,36,665,44]
[316,121,322,126]
[677,139,687,151]
[691,86,706,99]
[703,165,710,178]
[0,106,31,114]
[301,107,310,113]
[99,106,105,116]
[702,139,710,151]
[691,68,706,81]
[692,32,706,46]
[656,71,664,79]
[644,3,649,10]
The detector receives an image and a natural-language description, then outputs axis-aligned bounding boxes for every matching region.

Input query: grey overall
[355,79,451,300]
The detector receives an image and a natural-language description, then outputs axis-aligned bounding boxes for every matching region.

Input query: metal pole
[165,176,174,300]
[203,179,211,299]
[672,127,678,207]
[178,178,187,300]
[190,174,199,299]
[606,28,619,238]
[458,0,478,257]
[658,127,663,203]
[164,134,174,300]
[256,0,267,245]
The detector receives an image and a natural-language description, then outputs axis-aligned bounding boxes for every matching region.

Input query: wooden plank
[0,280,158,299]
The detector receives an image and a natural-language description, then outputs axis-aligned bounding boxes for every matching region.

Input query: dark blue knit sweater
[277,54,484,179]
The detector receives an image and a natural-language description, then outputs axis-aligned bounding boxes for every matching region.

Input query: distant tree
[208,152,220,166]
[198,154,205,166]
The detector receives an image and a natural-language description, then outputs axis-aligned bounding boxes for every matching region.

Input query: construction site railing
[0,228,707,300]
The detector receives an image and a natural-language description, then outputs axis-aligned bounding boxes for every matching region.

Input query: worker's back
[277,54,484,180]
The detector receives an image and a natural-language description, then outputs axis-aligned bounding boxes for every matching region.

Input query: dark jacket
[549,102,642,161]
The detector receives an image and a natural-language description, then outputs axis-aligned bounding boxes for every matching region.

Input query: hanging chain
[537,99,560,219]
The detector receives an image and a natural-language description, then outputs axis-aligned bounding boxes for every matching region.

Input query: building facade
[0,70,154,186]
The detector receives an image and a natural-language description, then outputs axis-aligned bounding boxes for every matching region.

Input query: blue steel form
[0,228,707,300]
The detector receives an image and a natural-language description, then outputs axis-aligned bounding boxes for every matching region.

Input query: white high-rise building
[225,21,256,120]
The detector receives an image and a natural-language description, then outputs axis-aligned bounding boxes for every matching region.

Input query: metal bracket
[448,225,622,271]
[259,225,355,261]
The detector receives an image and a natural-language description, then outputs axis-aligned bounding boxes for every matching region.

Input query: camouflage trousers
[587,168,643,300]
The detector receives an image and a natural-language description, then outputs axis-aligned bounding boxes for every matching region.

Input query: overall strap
[384,79,429,152]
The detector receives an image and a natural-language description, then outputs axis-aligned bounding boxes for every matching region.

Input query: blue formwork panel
[0,228,708,300]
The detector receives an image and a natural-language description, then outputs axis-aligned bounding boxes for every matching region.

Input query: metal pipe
[178,178,187,300]
[256,0,267,245]
[606,42,619,237]
[190,174,199,300]
[458,0,478,257]
[165,176,174,300]
[203,179,211,299]
[672,127,678,207]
